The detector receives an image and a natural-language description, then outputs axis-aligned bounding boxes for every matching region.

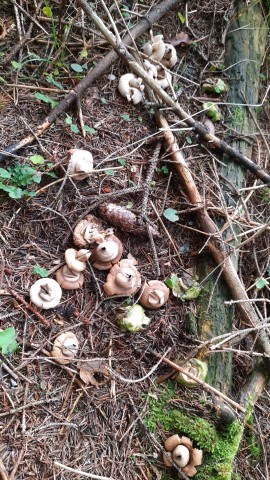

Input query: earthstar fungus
[73,214,110,247]
[103,255,141,296]
[91,235,123,270]
[65,248,90,273]
[55,265,84,290]
[139,280,169,309]
[30,278,62,309]
[68,149,93,180]
[163,434,203,477]
[51,332,79,365]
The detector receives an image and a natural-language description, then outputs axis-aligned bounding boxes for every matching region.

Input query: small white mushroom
[51,332,79,365]
[65,248,91,273]
[118,73,144,105]
[143,34,166,62]
[156,67,172,89]
[68,149,93,181]
[30,278,62,310]
[172,445,190,468]
[162,44,178,68]
[143,59,158,79]
[91,235,123,270]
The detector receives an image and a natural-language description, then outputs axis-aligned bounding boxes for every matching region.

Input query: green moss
[245,415,261,463]
[230,106,245,128]
[145,384,243,480]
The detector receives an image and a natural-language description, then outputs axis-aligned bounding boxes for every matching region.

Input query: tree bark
[197,0,268,392]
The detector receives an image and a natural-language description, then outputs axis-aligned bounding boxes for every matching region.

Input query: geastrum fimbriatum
[139,280,169,309]
[65,248,90,273]
[73,214,110,248]
[55,265,84,290]
[156,67,172,90]
[163,434,203,477]
[51,332,79,365]
[30,278,62,309]
[103,255,141,296]
[118,73,145,105]
[91,235,123,270]
[68,149,93,181]
[161,43,178,68]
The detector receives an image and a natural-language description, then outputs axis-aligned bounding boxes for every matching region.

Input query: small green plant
[0,164,42,199]
[32,265,49,278]
[35,92,58,109]
[0,327,18,355]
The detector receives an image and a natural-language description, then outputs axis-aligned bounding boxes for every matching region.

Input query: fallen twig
[9,288,50,328]
[54,461,115,480]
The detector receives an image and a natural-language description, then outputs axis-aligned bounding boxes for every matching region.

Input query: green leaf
[70,124,79,133]
[0,168,11,179]
[30,155,45,165]
[83,125,96,134]
[80,48,88,58]
[161,165,169,174]
[126,201,133,209]
[0,327,18,355]
[8,187,23,199]
[42,6,53,17]
[11,61,22,70]
[35,92,58,108]
[214,86,221,93]
[121,114,130,121]
[165,274,178,289]
[255,277,269,290]
[163,208,179,222]
[117,158,126,166]
[65,115,72,125]
[0,76,7,83]
[44,73,63,89]
[186,136,192,145]
[70,63,83,73]
[177,11,185,24]
[137,116,143,122]
[32,265,49,278]
[105,169,115,176]
[100,97,107,104]
[32,173,42,183]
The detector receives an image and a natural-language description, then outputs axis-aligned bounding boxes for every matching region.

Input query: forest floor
[0,0,270,479]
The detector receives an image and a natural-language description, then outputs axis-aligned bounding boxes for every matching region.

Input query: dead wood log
[196,0,268,392]
[0,0,181,162]
[76,0,270,185]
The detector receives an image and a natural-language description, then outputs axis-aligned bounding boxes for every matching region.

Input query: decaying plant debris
[0,0,270,479]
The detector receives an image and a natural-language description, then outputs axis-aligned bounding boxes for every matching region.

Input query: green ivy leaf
[32,265,49,278]
[0,327,18,355]
[11,61,22,70]
[65,115,72,125]
[255,277,269,290]
[163,208,179,222]
[84,125,96,134]
[121,114,130,121]
[70,63,83,73]
[161,165,169,174]
[30,155,45,165]
[186,136,192,145]
[117,158,126,166]
[35,92,58,108]
[70,124,79,133]
[105,169,115,176]
[0,168,11,179]
[42,6,53,17]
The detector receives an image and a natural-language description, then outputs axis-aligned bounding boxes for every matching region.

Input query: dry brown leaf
[170,32,192,47]
[78,359,109,386]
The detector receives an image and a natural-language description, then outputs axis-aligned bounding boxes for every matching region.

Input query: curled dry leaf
[170,32,192,47]
[98,203,160,238]
[78,359,109,386]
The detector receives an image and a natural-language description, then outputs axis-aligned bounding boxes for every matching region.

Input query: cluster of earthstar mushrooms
[118,32,177,104]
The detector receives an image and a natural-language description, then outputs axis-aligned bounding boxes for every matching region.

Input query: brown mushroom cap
[65,248,90,273]
[91,235,123,270]
[51,332,79,365]
[139,280,169,309]
[55,265,84,290]
[103,257,141,296]
[163,435,203,478]
[73,215,109,247]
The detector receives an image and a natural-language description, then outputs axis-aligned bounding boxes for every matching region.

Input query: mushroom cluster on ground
[118,30,178,104]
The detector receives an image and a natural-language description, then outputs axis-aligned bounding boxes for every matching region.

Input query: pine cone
[98,203,160,238]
